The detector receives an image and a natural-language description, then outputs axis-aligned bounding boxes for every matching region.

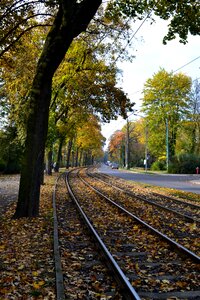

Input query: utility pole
[144,123,148,172]
[125,118,130,169]
[166,117,169,171]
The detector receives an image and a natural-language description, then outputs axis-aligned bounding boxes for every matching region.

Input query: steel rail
[94,169,200,209]
[151,191,200,209]
[53,173,65,300]
[65,170,141,300]
[80,170,200,263]
[87,170,199,223]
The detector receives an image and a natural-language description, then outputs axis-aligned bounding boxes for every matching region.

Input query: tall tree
[122,119,146,168]
[190,79,200,154]
[12,1,102,218]
[108,130,125,165]
[142,69,192,162]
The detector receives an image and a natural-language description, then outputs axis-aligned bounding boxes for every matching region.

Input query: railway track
[55,173,124,299]
[84,168,200,257]
[55,167,200,299]
[89,168,200,222]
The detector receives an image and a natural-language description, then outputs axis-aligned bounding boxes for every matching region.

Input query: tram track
[62,168,200,299]
[89,168,200,223]
[83,168,200,257]
[55,173,124,299]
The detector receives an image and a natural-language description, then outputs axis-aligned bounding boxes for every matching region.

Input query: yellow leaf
[33,282,40,289]
[0,245,5,251]
[32,281,45,289]
[162,279,170,284]
[32,271,39,277]
[18,264,24,270]
[189,223,197,231]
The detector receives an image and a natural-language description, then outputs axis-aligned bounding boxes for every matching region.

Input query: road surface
[98,164,200,195]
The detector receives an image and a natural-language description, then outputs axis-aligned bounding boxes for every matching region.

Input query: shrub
[168,153,200,174]
[151,160,166,171]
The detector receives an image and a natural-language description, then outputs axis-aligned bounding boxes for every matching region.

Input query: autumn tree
[142,69,192,164]
[108,130,125,165]
[75,115,105,166]
[189,79,200,154]
[1,0,200,217]
[11,1,103,218]
[122,119,146,168]
[46,36,133,171]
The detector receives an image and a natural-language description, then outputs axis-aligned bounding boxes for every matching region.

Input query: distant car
[111,163,119,169]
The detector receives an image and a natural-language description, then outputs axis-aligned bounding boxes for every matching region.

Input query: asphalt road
[98,164,200,195]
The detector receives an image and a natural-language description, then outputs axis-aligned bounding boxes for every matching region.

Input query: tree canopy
[142,69,192,161]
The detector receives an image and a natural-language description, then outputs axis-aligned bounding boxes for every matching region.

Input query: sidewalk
[0,174,19,214]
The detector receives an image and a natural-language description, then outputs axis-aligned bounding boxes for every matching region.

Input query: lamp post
[125,117,130,169]
[144,123,148,172]
[166,117,169,171]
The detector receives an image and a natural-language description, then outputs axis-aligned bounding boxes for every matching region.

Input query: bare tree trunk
[79,148,83,166]
[54,137,64,172]
[66,140,72,169]
[47,148,53,175]
[75,147,79,167]
[13,0,102,218]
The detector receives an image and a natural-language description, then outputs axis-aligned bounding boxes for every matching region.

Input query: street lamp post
[166,117,169,171]
[145,123,148,172]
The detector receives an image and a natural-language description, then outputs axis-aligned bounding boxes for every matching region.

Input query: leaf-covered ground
[0,171,199,299]
[0,175,56,299]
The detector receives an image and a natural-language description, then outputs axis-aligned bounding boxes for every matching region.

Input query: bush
[0,160,6,172]
[151,160,166,171]
[168,153,200,174]
[0,128,23,174]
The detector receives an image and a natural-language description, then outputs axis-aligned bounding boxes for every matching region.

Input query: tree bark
[54,137,64,172]
[13,0,102,218]
[47,148,53,175]
[75,147,79,167]
[66,139,72,169]
[79,148,83,166]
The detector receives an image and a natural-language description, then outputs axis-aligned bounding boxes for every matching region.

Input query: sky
[101,17,200,149]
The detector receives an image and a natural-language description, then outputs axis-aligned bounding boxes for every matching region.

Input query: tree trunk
[71,150,75,167]
[13,0,102,218]
[47,149,53,175]
[79,148,83,166]
[54,137,64,172]
[66,140,72,169]
[75,147,79,167]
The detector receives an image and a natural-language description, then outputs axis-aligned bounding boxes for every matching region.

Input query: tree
[12,1,102,218]
[122,119,146,168]
[1,0,199,218]
[106,0,200,44]
[108,130,125,165]
[46,36,134,171]
[0,125,23,173]
[190,79,200,154]
[75,115,105,166]
[1,27,47,143]
[175,79,200,156]
[142,69,192,164]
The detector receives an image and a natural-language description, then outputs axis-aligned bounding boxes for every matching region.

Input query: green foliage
[0,127,23,173]
[142,69,192,161]
[106,0,200,44]
[151,160,166,171]
[168,153,200,174]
